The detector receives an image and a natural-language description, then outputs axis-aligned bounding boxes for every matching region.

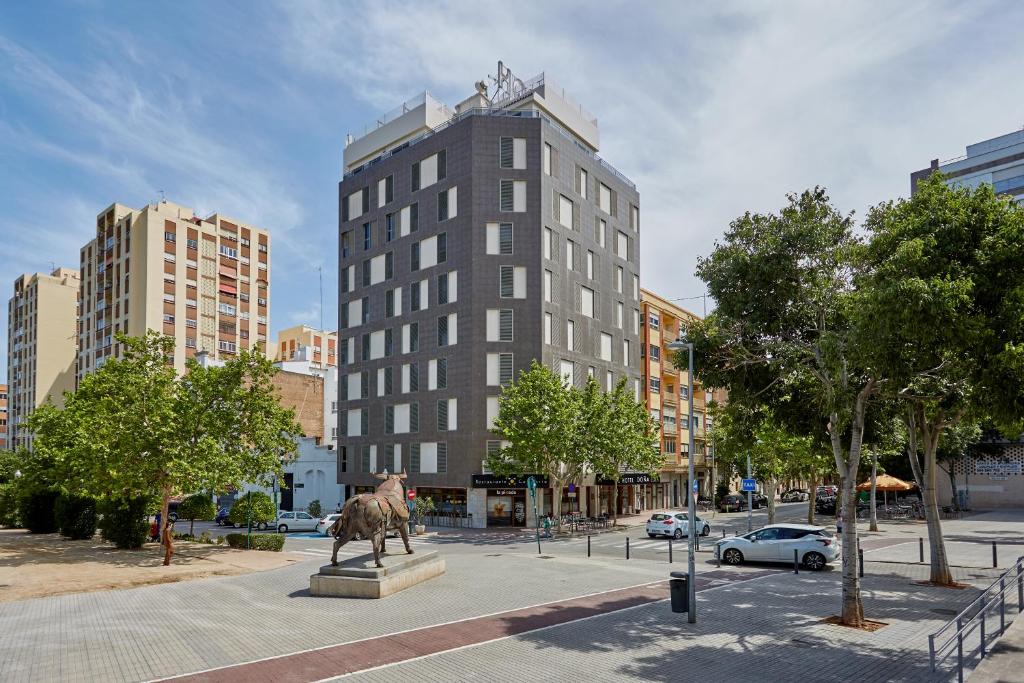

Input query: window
[487,352,514,386]
[363,222,373,251]
[402,322,419,353]
[341,231,351,258]
[486,222,514,255]
[580,286,595,318]
[438,313,457,346]
[631,204,640,232]
[649,311,661,330]
[559,360,574,387]
[557,195,574,230]
[437,187,457,221]
[410,242,420,271]
[218,245,236,259]
[385,287,399,317]
[651,377,661,394]
[566,239,576,271]
[577,167,588,199]
[164,231,176,243]
[361,296,370,325]
[664,439,677,454]
[607,371,615,392]
[437,232,447,263]
[218,302,236,316]
[486,309,514,342]
[596,218,606,248]
[500,266,513,298]
[385,213,396,242]
[437,398,457,431]
[544,312,552,344]
[500,137,526,169]
[187,238,198,250]
[650,344,661,361]
[428,357,448,390]
[599,333,612,361]
[437,271,456,305]
[586,251,595,279]
[633,309,641,334]
[599,182,613,215]
[543,227,553,260]
[411,279,426,312]
[566,319,576,351]
[633,274,640,300]
[615,266,624,292]
[616,231,629,258]
[218,340,237,353]
[163,314,175,324]
[378,174,394,207]
[544,270,552,303]
[623,339,631,367]
[362,259,371,287]
[543,143,552,175]
[616,302,624,329]
[499,180,526,212]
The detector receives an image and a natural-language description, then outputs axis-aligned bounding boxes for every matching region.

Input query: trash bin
[670,571,689,613]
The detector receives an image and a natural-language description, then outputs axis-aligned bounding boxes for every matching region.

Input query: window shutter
[412,282,421,312]
[499,137,513,168]
[410,322,419,351]
[499,266,513,298]
[385,406,394,434]
[361,371,369,398]
[411,162,420,192]
[438,358,447,388]
[410,443,420,473]
[386,175,394,204]
[610,188,618,217]
[574,320,581,350]
[437,273,447,304]
[499,223,513,254]
[437,400,448,431]
[385,367,393,395]
[500,180,513,211]
[385,328,393,357]
[437,233,447,263]
[410,362,419,391]
[411,242,420,271]
[362,259,370,287]
[361,445,370,472]
[385,289,394,317]
[410,402,419,432]
[437,149,447,180]
[410,202,419,232]
[360,408,368,436]
[438,315,448,346]
[499,353,514,386]
[385,252,394,279]
[341,305,349,329]
[499,309,513,342]
[362,186,370,212]
[437,442,447,473]
[386,444,395,469]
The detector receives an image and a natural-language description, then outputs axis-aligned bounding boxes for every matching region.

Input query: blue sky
[2,1,1024,382]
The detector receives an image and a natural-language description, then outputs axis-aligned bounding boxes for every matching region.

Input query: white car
[716,524,840,571]
[645,511,711,539]
[274,511,318,533]
[316,513,342,536]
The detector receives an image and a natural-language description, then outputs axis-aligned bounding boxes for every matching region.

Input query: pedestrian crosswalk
[288,537,433,561]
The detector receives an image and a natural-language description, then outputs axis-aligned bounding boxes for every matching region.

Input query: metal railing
[928,555,1024,682]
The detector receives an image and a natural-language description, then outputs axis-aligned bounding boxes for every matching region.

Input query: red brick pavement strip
[162,569,777,683]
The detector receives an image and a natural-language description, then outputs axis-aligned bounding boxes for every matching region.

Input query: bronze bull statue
[330,470,413,568]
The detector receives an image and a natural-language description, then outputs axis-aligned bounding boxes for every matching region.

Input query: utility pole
[747,452,753,533]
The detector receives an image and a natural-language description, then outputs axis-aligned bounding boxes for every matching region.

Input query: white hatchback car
[716,524,839,570]
[645,511,711,539]
[274,511,318,533]
[316,513,342,536]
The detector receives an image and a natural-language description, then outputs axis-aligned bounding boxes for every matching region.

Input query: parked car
[752,493,770,509]
[781,489,810,503]
[316,513,342,536]
[815,496,837,515]
[716,524,840,570]
[645,511,711,539]
[816,485,838,497]
[274,511,318,533]
[214,507,232,526]
[718,494,748,512]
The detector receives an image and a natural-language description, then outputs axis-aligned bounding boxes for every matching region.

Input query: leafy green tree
[179,493,217,536]
[28,332,302,565]
[228,491,276,528]
[857,175,1024,585]
[55,494,97,539]
[99,496,150,549]
[486,361,588,527]
[936,422,986,509]
[307,499,322,519]
[686,188,876,626]
[587,378,661,526]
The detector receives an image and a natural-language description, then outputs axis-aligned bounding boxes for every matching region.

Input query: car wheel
[257,522,267,531]
[673,528,683,540]
[278,524,287,533]
[702,525,710,537]
[648,533,656,538]
[803,552,826,571]
[723,548,743,565]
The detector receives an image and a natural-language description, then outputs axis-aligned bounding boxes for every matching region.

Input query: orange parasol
[857,474,915,492]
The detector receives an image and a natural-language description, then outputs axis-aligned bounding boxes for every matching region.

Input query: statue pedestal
[309,550,445,598]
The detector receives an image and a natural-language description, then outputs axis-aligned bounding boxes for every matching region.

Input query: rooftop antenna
[158,190,166,203]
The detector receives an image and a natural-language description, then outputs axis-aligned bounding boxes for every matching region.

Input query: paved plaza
[0,508,1020,682]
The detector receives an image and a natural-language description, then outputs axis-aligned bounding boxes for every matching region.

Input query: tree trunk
[869,448,879,532]
[189,517,195,537]
[807,471,817,525]
[160,485,173,566]
[611,481,619,527]
[766,478,778,525]
[907,407,954,585]
[550,476,564,531]
[939,463,958,510]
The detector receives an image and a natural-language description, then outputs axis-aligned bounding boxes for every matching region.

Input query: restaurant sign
[471,474,550,489]
[596,472,660,486]
[975,461,1022,478]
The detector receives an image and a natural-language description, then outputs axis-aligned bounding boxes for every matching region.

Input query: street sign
[407,489,416,500]
[741,479,757,492]
[568,483,575,493]
[526,476,537,493]
[692,480,699,493]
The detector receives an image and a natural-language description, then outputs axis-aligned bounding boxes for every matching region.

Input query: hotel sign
[596,472,660,486]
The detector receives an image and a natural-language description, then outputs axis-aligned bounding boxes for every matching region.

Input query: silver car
[645,511,711,539]
[715,523,840,571]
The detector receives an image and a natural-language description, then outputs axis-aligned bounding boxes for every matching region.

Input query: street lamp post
[667,339,697,624]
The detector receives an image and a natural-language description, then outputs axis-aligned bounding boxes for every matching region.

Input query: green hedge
[224,532,285,551]
[228,491,276,527]
[0,482,21,527]
[55,494,97,539]
[99,496,150,549]
[19,490,59,534]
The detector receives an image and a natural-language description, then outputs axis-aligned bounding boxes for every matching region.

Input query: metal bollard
[722,529,726,538]
[626,537,630,560]
[695,532,700,551]
[993,541,998,568]
[919,537,925,563]
[587,535,591,558]
[669,538,673,564]
[794,548,799,574]
[715,543,721,568]
[858,547,864,578]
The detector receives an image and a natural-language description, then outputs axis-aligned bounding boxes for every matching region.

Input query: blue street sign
[568,483,575,493]
[692,480,699,493]
[741,478,757,492]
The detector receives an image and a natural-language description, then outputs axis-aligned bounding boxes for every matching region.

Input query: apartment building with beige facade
[6,267,81,450]
[78,200,270,378]
[640,289,725,509]
[276,325,337,369]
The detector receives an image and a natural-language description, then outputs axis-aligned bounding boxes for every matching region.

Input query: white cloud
[274,0,1024,310]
